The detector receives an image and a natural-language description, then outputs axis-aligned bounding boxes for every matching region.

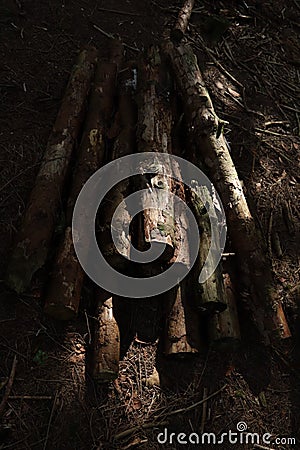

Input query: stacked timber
[162,22,291,343]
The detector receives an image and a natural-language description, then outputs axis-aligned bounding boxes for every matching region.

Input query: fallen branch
[6,47,98,293]
[0,355,17,417]
[171,0,195,43]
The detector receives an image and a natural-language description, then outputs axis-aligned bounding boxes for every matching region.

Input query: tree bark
[98,64,137,270]
[44,41,123,320]
[91,295,120,382]
[208,272,241,349]
[162,39,290,343]
[171,0,195,43]
[164,281,204,357]
[189,183,227,314]
[136,46,176,262]
[6,47,98,293]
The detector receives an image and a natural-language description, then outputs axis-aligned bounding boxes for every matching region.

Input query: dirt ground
[1,0,300,449]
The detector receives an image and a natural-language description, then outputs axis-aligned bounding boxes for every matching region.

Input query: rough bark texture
[91,296,120,382]
[44,41,123,320]
[136,46,176,262]
[189,183,227,314]
[98,65,137,269]
[6,47,98,293]
[171,0,195,43]
[163,39,290,343]
[209,272,241,349]
[164,281,203,357]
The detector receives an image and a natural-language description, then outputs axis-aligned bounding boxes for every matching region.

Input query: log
[6,47,98,293]
[97,64,137,270]
[91,295,120,382]
[136,46,176,262]
[44,41,123,320]
[164,281,203,358]
[171,0,195,43]
[189,183,227,314]
[208,272,241,349]
[162,39,290,343]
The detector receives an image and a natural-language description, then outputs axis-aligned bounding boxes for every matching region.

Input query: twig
[200,387,208,434]
[43,390,58,450]
[254,444,275,450]
[156,385,226,420]
[114,420,168,441]
[0,356,17,417]
[8,395,52,400]
[85,310,92,345]
[92,24,139,52]
[97,7,142,16]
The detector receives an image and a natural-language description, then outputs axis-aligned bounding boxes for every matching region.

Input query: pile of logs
[5,1,291,382]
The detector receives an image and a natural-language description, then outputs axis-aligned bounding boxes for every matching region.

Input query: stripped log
[164,281,203,357]
[44,41,123,320]
[97,64,137,269]
[91,294,120,382]
[6,47,98,293]
[162,39,290,342]
[136,46,176,262]
[171,0,195,43]
[189,183,226,314]
[208,272,241,349]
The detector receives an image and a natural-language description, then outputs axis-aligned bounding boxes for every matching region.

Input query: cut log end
[91,297,120,383]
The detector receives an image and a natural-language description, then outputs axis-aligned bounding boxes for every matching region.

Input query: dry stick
[44,40,123,320]
[8,395,52,400]
[171,0,195,43]
[200,387,208,434]
[162,38,291,343]
[136,46,176,262]
[6,48,98,293]
[158,385,226,419]
[115,421,168,441]
[43,390,58,450]
[0,356,17,417]
[93,24,139,52]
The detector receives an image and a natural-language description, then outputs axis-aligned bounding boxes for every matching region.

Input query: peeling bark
[136,46,176,262]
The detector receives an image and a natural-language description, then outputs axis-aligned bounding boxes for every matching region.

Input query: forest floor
[0,0,300,449]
